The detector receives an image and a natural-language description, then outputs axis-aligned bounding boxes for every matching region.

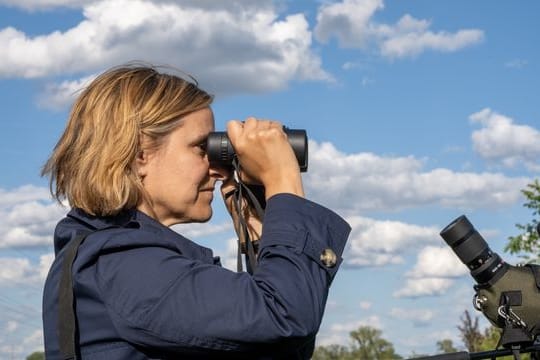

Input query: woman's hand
[226,118,304,199]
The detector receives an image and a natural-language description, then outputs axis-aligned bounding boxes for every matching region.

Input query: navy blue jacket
[42,194,350,359]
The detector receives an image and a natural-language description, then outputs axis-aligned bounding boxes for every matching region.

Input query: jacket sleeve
[95,193,351,353]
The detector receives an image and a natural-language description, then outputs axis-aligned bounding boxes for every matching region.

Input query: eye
[196,140,207,155]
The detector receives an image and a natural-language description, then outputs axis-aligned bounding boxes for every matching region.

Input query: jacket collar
[62,208,218,264]
[67,208,139,230]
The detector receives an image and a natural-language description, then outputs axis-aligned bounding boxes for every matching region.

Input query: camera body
[441,215,540,346]
[206,128,308,172]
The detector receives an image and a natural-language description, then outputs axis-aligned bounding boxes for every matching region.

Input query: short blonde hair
[42,63,213,216]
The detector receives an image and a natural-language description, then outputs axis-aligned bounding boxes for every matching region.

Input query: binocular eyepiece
[206,127,308,172]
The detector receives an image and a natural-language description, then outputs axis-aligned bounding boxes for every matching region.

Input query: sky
[0,0,539,358]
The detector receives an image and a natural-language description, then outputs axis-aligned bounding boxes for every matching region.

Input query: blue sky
[0,0,539,357]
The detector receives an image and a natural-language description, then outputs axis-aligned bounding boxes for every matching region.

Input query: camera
[206,127,308,172]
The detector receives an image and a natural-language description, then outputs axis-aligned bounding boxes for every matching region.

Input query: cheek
[179,158,210,187]
[192,158,210,179]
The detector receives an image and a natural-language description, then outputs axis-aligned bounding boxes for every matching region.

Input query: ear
[135,149,150,179]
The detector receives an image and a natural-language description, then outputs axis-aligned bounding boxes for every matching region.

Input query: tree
[312,344,352,360]
[457,310,483,352]
[436,339,457,354]
[26,351,45,360]
[313,326,402,359]
[349,326,402,360]
[456,313,530,360]
[505,179,540,263]
[477,326,531,360]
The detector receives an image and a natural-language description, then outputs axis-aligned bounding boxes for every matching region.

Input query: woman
[42,64,350,359]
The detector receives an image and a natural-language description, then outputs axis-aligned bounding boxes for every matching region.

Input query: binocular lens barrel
[440,215,507,285]
[206,128,308,172]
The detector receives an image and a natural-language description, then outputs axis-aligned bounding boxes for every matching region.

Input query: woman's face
[136,107,227,226]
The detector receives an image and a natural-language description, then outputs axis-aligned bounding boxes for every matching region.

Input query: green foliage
[313,326,402,360]
[505,179,540,263]
[312,312,538,359]
[349,327,402,359]
[477,325,501,352]
[406,351,429,358]
[26,351,45,360]
[436,339,457,354]
[312,344,353,360]
[457,311,531,360]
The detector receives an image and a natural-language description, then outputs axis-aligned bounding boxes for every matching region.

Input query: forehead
[176,107,215,141]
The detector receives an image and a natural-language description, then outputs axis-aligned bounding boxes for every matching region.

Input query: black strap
[231,158,266,274]
[233,183,259,274]
[58,232,89,360]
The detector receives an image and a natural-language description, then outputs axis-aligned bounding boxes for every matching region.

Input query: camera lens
[440,215,508,286]
[206,128,308,172]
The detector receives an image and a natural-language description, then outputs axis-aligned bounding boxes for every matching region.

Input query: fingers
[225,116,303,198]
[226,118,284,161]
[227,118,283,140]
[226,120,244,145]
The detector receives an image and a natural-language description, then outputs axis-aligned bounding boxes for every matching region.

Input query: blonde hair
[42,63,213,216]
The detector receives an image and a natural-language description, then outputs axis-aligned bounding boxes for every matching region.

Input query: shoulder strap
[58,232,89,360]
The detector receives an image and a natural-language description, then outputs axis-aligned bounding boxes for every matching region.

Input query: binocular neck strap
[231,158,265,274]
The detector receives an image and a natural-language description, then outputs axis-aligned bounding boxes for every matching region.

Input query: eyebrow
[189,132,209,145]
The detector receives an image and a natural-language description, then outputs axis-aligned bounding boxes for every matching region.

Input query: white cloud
[38,74,96,110]
[316,332,349,348]
[470,108,540,171]
[406,246,467,278]
[344,216,439,267]
[222,237,242,272]
[393,277,454,298]
[330,316,383,333]
[378,16,484,58]
[0,325,43,360]
[0,194,67,249]
[0,185,50,208]
[0,258,33,285]
[23,329,44,353]
[5,321,18,333]
[0,0,270,11]
[317,315,383,347]
[392,245,467,298]
[314,0,484,58]
[389,307,434,326]
[0,0,331,101]
[505,59,528,69]
[39,253,55,280]
[172,221,233,239]
[0,253,52,286]
[359,301,372,310]
[305,140,530,215]
[314,0,383,48]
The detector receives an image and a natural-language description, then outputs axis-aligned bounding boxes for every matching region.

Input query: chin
[192,209,213,223]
